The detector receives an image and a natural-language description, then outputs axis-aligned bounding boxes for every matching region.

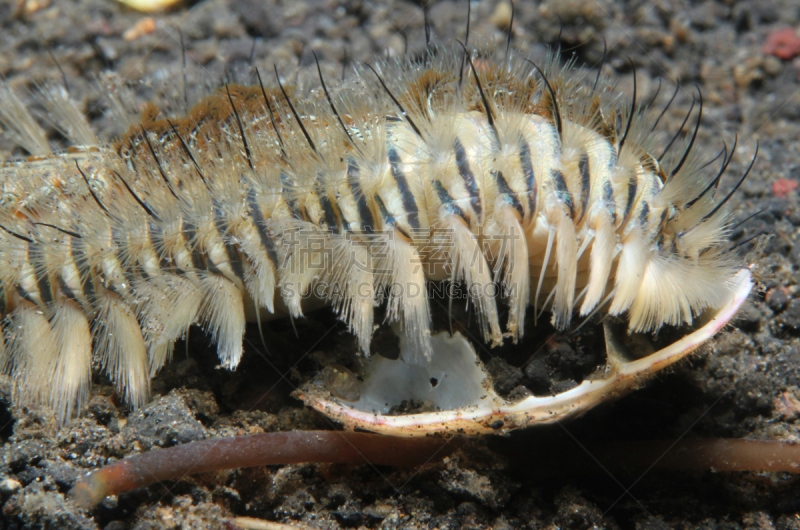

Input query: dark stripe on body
[280,171,302,219]
[334,202,350,233]
[57,276,77,302]
[246,188,280,268]
[315,175,340,234]
[374,195,396,228]
[659,209,668,229]
[492,171,525,219]
[213,203,245,281]
[638,202,650,228]
[375,194,410,239]
[578,153,591,220]
[388,147,420,229]
[603,180,617,224]
[28,243,53,305]
[15,284,36,305]
[519,138,537,215]
[453,137,482,216]
[551,169,575,218]
[180,221,207,271]
[656,209,669,247]
[432,181,467,222]
[347,160,375,233]
[317,193,339,233]
[623,178,638,224]
[71,236,96,305]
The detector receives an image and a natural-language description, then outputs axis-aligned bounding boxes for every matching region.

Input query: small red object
[763,28,800,60]
[772,178,799,198]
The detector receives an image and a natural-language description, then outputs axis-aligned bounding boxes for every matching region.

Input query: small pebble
[774,391,800,421]
[736,302,762,332]
[123,17,157,42]
[781,299,800,333]
[764,56,782,76]
[0,478,21,495]
[766,288,790,313]
[322,365,360,402]
[773,178,799,198]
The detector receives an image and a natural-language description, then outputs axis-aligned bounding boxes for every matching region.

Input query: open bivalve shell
[296,267,753,436]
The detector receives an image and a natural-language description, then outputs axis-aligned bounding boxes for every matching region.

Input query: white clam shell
[296,267,753,436]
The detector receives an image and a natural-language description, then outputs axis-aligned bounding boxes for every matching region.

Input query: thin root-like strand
[619,439,800,474]
[507,438,800,478]
[70,431,456,509]
[70,429,800,511]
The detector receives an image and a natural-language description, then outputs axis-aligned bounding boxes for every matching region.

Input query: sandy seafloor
[1,0,800,528]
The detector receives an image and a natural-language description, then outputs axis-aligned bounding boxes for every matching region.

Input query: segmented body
[0,49,742,424]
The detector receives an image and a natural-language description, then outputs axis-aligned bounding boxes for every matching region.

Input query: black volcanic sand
[1,0,800,528]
